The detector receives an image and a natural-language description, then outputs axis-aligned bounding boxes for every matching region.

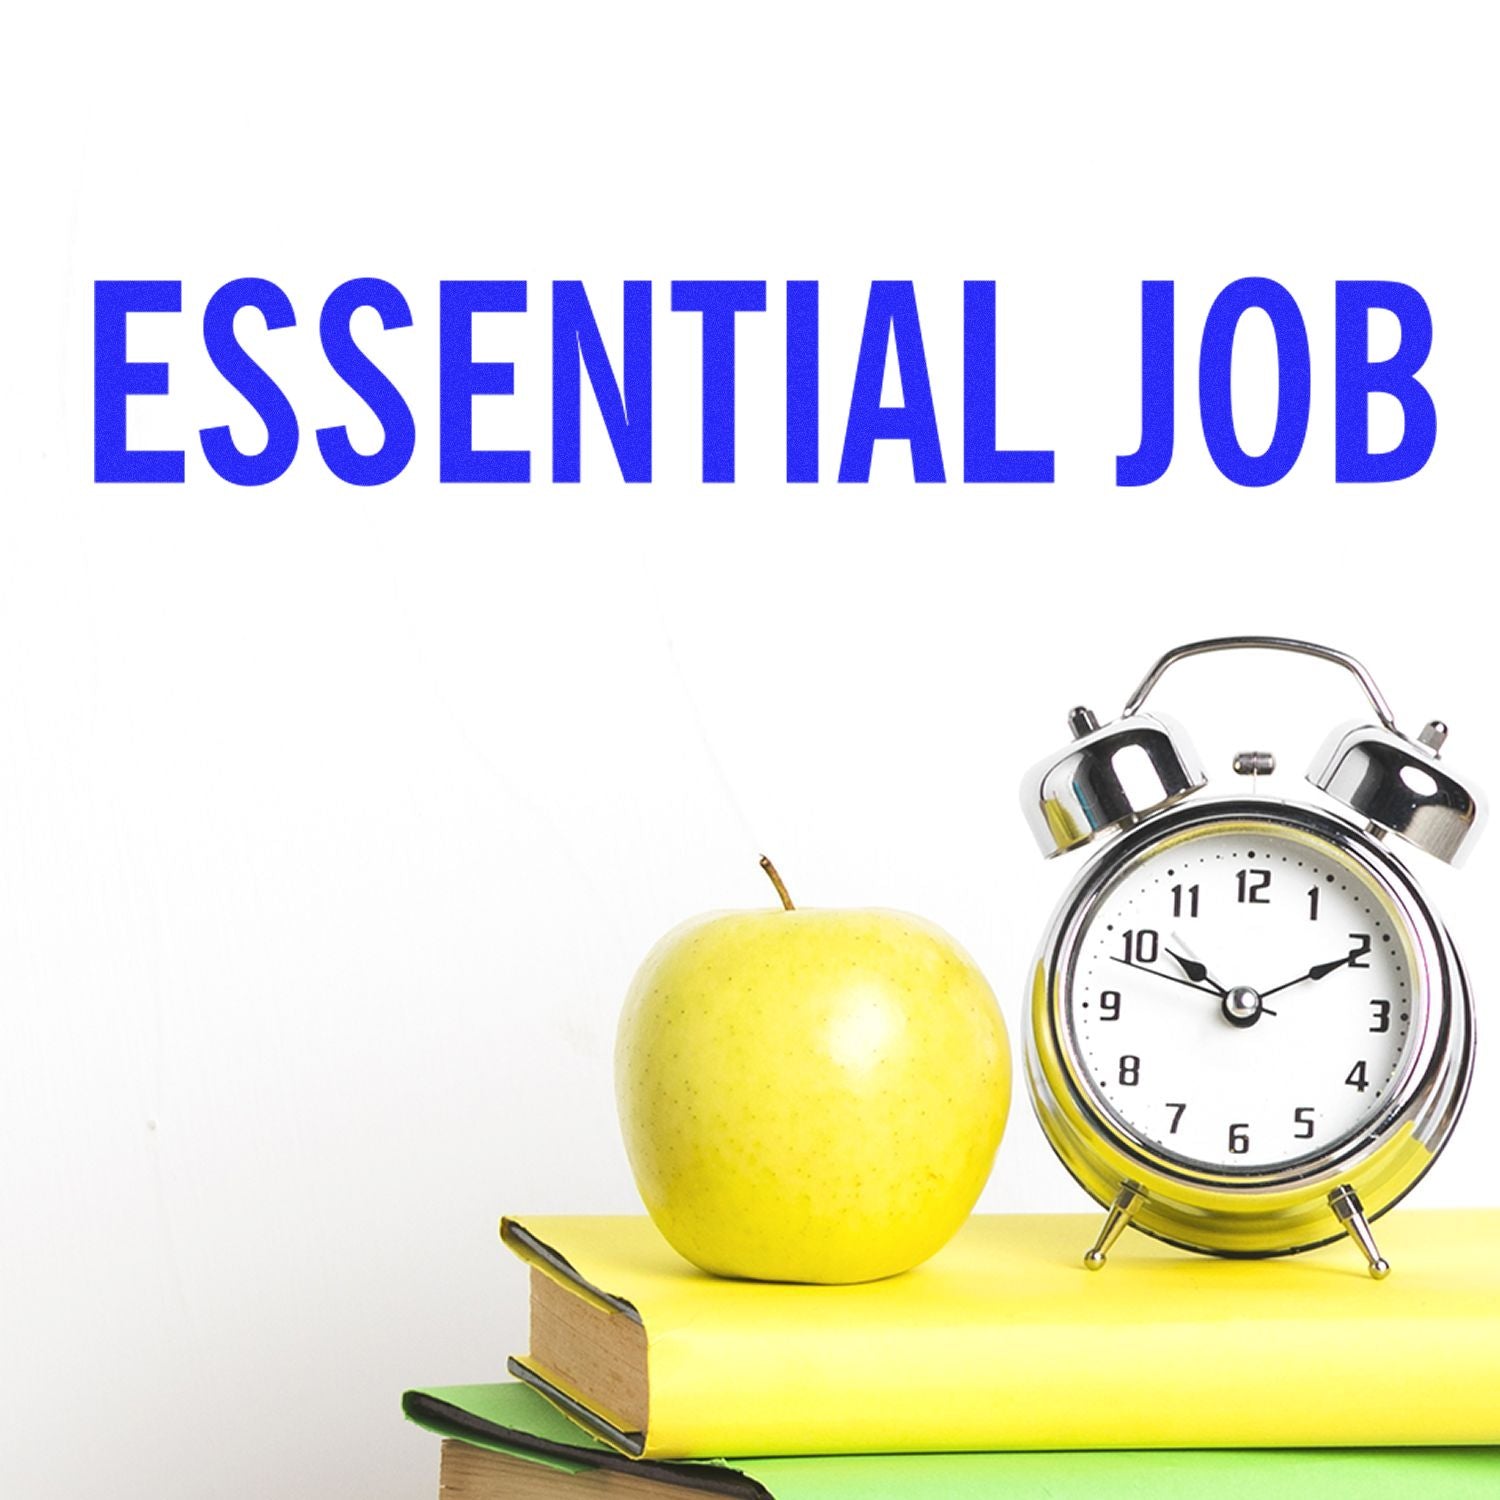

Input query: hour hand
[1166,946,1227,997]
[1110,955,1222,998]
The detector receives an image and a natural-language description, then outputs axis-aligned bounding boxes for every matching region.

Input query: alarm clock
[1021,636,1485,1277]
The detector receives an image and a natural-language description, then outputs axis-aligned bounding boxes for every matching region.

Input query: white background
[3,6,1497,1496]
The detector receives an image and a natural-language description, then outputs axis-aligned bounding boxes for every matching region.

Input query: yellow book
[501,1209,1500,1459]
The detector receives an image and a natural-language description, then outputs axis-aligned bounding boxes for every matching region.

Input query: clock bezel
[1026,796,1473,1257]
[1057,808,1431,1180]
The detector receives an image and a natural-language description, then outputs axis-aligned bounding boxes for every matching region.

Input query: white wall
[4,7,1496,1496]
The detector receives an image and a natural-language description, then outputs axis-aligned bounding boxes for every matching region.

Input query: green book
[403,1382,1500,1499]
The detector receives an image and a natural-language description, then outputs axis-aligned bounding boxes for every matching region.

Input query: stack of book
[405,1209,1500,1497]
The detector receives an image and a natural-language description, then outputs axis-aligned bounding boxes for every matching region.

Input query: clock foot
[1329,1184,1391,1279]
[1084,1181,1145,1270]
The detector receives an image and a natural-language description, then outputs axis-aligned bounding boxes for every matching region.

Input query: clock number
[1171,883,1200,918]
[1235,869,1271,904]
[1118,1055,1140,1086]
[1228,1122,1250,1154]
[1348,933,1372,968]
[1121,928,1159,964]
[1166,1102,1186,1133]
[1345,1060,1370,1092]
[1099,989,1122,1021]
[1307,886,1320,921]
[1294,1106,1316,1139]
[1369,999,1392,1034]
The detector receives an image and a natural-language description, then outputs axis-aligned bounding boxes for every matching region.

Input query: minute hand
[1259,952,1360,1002]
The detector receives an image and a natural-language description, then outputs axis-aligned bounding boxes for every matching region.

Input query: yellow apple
[615,865,1010,1283]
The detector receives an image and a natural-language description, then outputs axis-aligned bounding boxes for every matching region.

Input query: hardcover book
[500,1209,1500,1458]
[403,1381,1500,1499]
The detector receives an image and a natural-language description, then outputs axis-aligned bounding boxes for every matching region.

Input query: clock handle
[1122,636,1398,733]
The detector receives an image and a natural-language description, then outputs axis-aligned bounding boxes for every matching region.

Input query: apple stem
[758,855,795,910]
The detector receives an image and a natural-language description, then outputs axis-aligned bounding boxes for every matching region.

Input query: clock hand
[1110,956,1224,998]
[1258,950,1361,1002]
[1116,948,1278,1020]
[1166,946,1229,998]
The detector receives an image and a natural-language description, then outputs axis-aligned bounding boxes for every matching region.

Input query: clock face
[1063,818,1424,1173]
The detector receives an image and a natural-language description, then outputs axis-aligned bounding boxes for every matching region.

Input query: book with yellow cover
[501,1209,1500,1459]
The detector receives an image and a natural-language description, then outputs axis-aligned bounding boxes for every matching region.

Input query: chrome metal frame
[1025,797,1474,1260]
[1122,636,1399,730]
